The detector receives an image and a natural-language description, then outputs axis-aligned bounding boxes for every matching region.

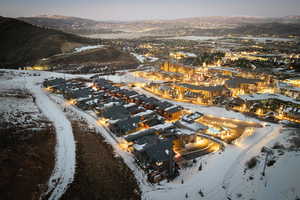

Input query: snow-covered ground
[165,36,223,41]
[0,70,76,200]
[1,69,299,200]
[48,94,155,200]
[164,35,294,43]
[101,71,300,200]
[104,71,159,84]
[28,82,75,200]
[131,53,159,63]
[0,95,47,129]
[74,45,105,53]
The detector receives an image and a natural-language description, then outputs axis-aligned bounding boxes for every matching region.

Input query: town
[15,32,300,199]
[42,50,300,184]
[1,4,300,199]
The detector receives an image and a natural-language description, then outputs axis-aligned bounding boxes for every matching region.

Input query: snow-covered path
[221,125,281,199]
[0,70,77,200]
[27,82,76,200]
[49,94,155,200]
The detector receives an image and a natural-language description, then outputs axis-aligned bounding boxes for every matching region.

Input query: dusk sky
[0,0,299,21]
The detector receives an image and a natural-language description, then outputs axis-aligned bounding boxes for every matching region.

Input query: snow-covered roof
[151,123,174,131]
[103,102,121,108]
[133,110,154,117]
[74,45,105,53]
[133,143,146,151]
[239,93,300,105]
[176,120,208,132]
[174,128,195,136]
[182,112,203,123]
[278,82,300,92]
[124,103,136,108]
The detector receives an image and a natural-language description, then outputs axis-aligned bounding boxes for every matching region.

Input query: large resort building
[136,61,300,122]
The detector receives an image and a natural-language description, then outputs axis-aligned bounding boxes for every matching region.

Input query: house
[50,84,67,94]
[117,89,139,101]
[64,87,92,100]
[181,112,203,123]
[160,61,196,76]
[134,139,174,176]
[109,116,142,136]
[285,107,300,120]
[43,78,65,88]
[175,119,208,133]
[175,83,230,102]
[238,93,300,118]
[101,104,130,120]
[155,101,174,115]
[133,110,156,121]
[125,103,146,115]
[163,105,183,120]
[125,130,176,181]
[142,115,165,127]
[93,78,112,89]
[225,76,266,96]
[125,128,158,143]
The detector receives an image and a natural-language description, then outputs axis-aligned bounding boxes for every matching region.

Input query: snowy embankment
[74,45,105,53]
[222,127,300,200]
[131,53,159,63]
[28,83,76,200]
[0,70,76,200]
[49,94,155,200]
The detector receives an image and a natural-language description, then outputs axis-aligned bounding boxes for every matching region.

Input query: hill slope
[0,16,101,68]
[18,15,123,35]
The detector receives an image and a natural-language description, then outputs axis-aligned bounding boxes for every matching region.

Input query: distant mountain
[18,15,300,37]
[18,15,124,35]
[19,15,99,29]
[0,16,101,68]
[227,22,300,37]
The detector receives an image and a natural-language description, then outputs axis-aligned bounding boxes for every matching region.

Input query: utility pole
[168,143,175,178]
[261,146,273,178]
[63,73,66,97]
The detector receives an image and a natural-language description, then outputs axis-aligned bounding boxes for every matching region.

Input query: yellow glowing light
[119,139,133,152]
[44,87,52,91]
[97,118,108,126]
[255,108,264,116]
[66,99,76,106]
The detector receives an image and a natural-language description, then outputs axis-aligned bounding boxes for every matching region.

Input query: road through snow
[28,82,76,200]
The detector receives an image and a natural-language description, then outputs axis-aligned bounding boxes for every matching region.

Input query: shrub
[246,156,258,169]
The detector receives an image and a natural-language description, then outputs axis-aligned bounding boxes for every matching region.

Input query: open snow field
[0,70,77,200]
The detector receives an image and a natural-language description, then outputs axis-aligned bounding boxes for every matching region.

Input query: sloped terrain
[60,120,140,200]
[0,90,55,200]
[0,16,100,68]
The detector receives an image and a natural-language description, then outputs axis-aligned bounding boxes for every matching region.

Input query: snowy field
[0,95,47,129]
[164,35,295,43]
[165,36,223,41]
[1,69,299,200]
[131,53,159,63]
[74,45,105,53]
[0,70,77,200]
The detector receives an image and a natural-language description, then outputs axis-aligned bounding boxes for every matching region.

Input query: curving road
[28,82,76,200]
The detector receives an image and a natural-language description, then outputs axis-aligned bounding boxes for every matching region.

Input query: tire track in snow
[221,125,281,199]
[28,83,76,200]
